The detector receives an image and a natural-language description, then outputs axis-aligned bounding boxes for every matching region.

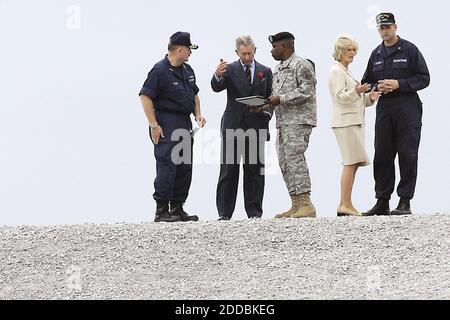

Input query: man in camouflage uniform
[266,32,317,218]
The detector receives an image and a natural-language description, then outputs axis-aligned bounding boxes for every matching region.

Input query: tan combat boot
[291,192,317,218]
[274,194,300,219]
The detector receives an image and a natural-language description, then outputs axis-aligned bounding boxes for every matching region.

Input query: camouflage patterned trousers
[276,124,313,195]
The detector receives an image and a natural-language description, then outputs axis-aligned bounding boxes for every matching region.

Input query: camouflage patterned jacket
[271,53,317,128]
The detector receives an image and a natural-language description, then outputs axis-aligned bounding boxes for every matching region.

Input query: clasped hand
[378,79,399,94]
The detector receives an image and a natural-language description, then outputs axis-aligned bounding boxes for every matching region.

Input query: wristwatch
[149,122,159,129]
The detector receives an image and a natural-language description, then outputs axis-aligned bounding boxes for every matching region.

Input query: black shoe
[154,201,181,222]
[390,198,412,216]
[170,202,199,222]
[363,199,390,216]
[218,216,231,221]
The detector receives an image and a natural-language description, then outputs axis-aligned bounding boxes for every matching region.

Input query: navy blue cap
[376,13,396,26]
[268,32,295,44]
[169,31,198,50]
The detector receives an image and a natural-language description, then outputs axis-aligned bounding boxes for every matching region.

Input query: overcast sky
[1,0,449,226]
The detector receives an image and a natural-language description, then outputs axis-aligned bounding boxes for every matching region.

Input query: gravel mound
[1,214,449,300]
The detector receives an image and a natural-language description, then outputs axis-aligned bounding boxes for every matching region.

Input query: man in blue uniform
[139,32,207,222]
[362,13,430,216]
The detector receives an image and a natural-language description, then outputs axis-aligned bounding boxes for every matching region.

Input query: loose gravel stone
[1,214,449,300]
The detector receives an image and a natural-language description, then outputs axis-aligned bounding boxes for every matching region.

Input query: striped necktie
[245,65,251,84]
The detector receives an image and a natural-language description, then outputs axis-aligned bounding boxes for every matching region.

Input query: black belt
[380,92,417,100]
[155,109,191,116]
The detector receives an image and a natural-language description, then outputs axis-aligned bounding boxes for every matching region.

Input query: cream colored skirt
[333,125,370,167]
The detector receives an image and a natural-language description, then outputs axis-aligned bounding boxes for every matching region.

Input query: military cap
[268,32,295,44]
[376,13,396,26]
[169,31,198,49]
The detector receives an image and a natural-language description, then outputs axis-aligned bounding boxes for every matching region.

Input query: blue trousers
[152,131,193,203]
[374,94,422,200]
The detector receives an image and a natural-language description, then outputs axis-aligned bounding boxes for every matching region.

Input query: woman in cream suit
[328,35,381,217]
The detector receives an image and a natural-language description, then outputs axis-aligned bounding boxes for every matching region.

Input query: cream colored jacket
[328,61,373,128]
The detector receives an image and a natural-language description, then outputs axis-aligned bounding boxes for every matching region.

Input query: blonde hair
[332,35,359,61]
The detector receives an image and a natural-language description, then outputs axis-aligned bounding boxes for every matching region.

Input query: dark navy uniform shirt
[362,37,430,99]
[139,56,199,137]
[139,55,199,114]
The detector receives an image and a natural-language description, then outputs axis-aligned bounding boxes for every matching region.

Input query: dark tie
[245,65,251,84]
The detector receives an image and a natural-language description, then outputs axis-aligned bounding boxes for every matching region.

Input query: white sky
[1,0,449,226]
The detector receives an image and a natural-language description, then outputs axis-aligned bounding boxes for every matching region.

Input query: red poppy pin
[257,72,265,79]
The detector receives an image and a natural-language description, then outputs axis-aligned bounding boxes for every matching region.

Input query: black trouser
[374,94,422,200]
[216,130,265,218]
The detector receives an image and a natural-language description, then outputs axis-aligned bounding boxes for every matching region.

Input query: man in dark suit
[211,36,273,220]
